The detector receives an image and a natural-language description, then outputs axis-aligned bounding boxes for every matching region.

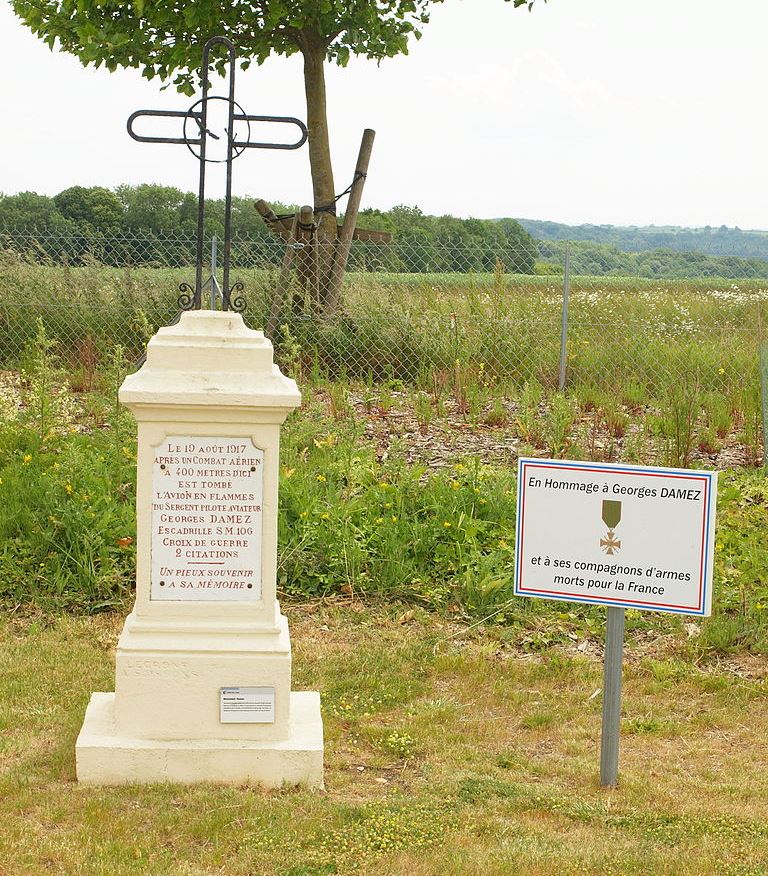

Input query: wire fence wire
[1,227,766,409]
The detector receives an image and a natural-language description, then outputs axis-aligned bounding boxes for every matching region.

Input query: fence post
[761,341,768,469]
[558,243,570,391]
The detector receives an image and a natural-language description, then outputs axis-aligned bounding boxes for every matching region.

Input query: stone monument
[76,310,323,786]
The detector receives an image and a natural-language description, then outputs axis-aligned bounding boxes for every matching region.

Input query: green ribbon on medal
[602,500,622,530]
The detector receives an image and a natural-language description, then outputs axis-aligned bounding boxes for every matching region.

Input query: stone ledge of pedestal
[119,370,301,413]
[116,608,290,653]
[77,692,323,788]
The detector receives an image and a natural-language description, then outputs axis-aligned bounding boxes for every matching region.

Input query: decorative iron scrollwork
[177,282,195,311]
[226,282,247,313]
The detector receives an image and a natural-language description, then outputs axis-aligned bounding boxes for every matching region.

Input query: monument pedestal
[77,692,323,786]
[76,311,323,787]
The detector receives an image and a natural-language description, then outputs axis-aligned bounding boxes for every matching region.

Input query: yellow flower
[718,367,725,375]
[64,483,73,494]
[22,454,32,464]
[443,521,452,528]
[375,517,384,524]
[391,516,398,523]
[299,511,308,519]
[283,467,296,478]
[320,512,330,520]
[316,474,326,482]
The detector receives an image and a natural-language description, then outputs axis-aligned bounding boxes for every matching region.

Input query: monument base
[76,691,323,788]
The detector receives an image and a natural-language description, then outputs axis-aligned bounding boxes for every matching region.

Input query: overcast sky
[1,0,766,229]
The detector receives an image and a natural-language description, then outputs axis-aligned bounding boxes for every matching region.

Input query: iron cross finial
[127,36,308,313]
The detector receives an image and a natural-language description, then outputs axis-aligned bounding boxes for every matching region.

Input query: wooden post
[255,199,280,227]
[295,205,315,315]
[266,214,300,339]
[324,129,375,318]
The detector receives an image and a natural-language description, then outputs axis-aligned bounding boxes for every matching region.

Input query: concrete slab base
[76,691,323,788]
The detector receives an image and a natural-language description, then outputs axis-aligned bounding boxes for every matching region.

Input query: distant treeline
[519,217,768,261]
[1,187,766,279]
[0,187,538,274]
[538,240,768,280]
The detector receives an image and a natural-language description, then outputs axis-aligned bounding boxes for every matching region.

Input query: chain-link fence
[1,227,766,434]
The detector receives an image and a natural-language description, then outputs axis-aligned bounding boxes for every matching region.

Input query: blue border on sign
[514,458,716,616]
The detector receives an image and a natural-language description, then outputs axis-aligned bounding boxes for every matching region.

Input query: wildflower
[320,512,330,520]
[22,454,32,465]
[391,516,398,523]
[375,517,384,524]
[64,483,73,494]
[299,511,308,519]
[443,521,452,528]
[315,474,326,482]
[283,467,296,478]
[718,367,725,375]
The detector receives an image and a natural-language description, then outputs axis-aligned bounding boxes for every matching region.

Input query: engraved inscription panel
[151,436,263,600]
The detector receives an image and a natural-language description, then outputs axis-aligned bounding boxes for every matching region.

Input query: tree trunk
[301,36,336,223]
[301,34,338,309]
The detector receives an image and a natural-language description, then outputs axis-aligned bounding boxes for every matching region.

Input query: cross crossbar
[126,36,308,312]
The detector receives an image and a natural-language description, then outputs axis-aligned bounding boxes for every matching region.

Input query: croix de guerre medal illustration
[600,500,622,555]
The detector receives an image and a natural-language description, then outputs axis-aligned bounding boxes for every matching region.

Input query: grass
[1,273,768,872]
[1,604,767,875]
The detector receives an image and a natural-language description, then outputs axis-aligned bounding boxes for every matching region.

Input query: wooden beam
[324,129,376,317]
[266,213,299,339]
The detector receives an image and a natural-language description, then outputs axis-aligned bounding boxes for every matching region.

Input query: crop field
[1,259,766,469]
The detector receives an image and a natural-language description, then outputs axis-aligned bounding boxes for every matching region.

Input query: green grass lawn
[1,604,767,875]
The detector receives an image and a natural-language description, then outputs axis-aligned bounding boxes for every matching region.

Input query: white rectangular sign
[220,687,275,724]
[151,436,263,601]
[515,458,717,616]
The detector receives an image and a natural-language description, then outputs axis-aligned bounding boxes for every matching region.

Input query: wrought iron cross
[127,36,308,312]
